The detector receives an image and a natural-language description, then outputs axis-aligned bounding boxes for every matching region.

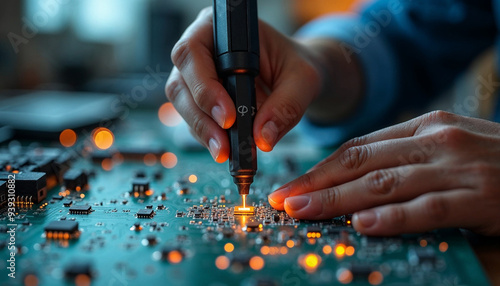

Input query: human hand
[165,7,323,162]
[269,111,500,236]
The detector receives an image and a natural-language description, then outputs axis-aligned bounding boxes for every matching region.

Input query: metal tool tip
[237,184,250,195]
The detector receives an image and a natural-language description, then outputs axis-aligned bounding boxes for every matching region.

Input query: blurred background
[0,0,369,96]
[0,0,369,142]
[1,0,491,143]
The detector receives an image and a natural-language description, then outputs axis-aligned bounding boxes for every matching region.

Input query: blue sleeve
[296,0,497,147]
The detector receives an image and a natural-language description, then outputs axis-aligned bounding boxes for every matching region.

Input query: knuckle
[365,169,397,196]
[340,145,371,170]
[171,39,192,69]
[191,115,206,142]
[343,136,367,151]
[165,77,183,103]
[422,110,456,125]
[191,81,210,107]
[387,206,408,228]
[433,126,470,148]
[321,187,340,208]
[298,172,315,190]
[386,206,407,227]
[424,196,449,221]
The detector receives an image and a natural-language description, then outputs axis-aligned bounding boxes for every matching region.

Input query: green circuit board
[0,113,491,286]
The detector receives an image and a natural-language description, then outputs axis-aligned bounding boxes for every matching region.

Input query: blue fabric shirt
[297,0,498,146]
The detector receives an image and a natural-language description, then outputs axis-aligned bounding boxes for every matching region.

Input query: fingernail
[268,187,291,205]
[285,195,311,211]
[354,210,377,228]
[208,138,220,161]
[261,121,278,148]
[211,106,225,128]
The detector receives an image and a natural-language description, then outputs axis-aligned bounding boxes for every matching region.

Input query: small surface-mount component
[69,205,92,214]
[63,169,88,191]
[44,220,80,239]
[52,195,64,201]
[132,178,150,193]
[244,221,263,232]
[409,247,437,266]
[306,226,322,239]
[63,200,73,207]
[64,261,94,279]
[234,206,255,216]
[136,209,155,218]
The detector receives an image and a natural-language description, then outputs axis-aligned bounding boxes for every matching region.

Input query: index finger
[171,7,236,129]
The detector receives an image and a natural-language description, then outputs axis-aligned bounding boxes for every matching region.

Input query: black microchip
[176,211,183,217]
[132,178,150,193]
[44,220,79,233]
[69,205,92,214]
[52,195,64,200]
[63,200,73,207]
[0,181,6,206]
[136,209,155,218]
[64,261,94,278]
[63,169,88,190]
[0,172,46,203]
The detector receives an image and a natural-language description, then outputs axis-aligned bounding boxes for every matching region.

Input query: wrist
[296,37,365,124]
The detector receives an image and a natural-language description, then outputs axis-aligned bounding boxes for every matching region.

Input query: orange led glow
[249,256,265,270]
[337,269,353,284]
[12,170,19,174]
[305,254,319,268]
[299,253,321,273]
[79,194,85,199]
[280,246,288,255]
[439,242,449,252]
[92,127,114,150]
[286,240,295,248]
[168,250,183,264]
[323,245,332,255]
[101,158,113,171]
[335,244,346,258]
[158,102,183,127]
[59,129,77,148]
[24,274,39,286]
[215,255,230,270]
[261,246,270,255]
[143,153,157,166]
[368,271,384,285]
[145,190,154,196]
[346,246,355,256]
[75,274,91,286]
[188,174,198,183]
[420,239,428,247]
[224,243,235,253]
[161,152,178,169]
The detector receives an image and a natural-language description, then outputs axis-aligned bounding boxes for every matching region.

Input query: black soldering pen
[213,0,259,201]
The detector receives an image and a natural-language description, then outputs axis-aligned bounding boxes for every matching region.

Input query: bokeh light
[92,127,114,150]
[158,102,183,127]
[161,152,178,169]
[59,129,77,147]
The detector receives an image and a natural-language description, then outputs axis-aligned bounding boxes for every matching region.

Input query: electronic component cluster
[0,142,490,286]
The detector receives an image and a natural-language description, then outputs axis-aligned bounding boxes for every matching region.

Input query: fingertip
[268,195,284,211]
[256,138,273,152]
